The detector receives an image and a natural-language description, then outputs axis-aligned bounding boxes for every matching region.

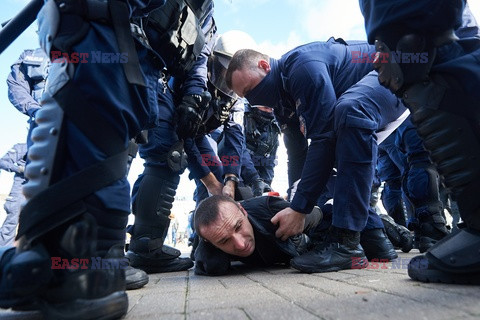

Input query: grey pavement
[1,250,480,320]
[125,250,480,320]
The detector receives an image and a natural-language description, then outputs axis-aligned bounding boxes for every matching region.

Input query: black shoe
[291,242,368,273]
[408,229,480,284]
[380,214,414,253]
[290,227,368,273]
[125,265,149,290]
[127,239,193,274]
[360,228,398,261]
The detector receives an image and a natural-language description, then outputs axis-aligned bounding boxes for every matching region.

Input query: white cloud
[258,31,304,58]
[292,0,366,42]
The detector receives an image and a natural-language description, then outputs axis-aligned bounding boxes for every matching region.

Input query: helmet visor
[208,54,238,100]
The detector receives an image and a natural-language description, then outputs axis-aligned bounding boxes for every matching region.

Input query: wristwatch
[223,175,239,185]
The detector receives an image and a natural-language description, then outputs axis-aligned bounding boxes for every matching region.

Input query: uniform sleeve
[6,52,41,117]
[282,123,308,188]
[185,137,211,180]
[287,62,337,214]
[221,101,245,177]
[0,146,25,174]
[240,150,260,184]
[181,9,216,96]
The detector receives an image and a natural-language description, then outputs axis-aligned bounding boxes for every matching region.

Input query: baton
[0,0,44,55]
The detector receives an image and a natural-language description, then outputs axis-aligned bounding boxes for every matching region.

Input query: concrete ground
[1,249,479,320]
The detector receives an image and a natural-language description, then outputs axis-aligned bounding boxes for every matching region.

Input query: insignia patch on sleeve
[299,115,307,137]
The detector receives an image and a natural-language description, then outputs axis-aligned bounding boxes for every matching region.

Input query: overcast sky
[0,0,479,199]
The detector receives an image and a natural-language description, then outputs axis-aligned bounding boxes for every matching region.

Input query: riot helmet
[208,30,258,99]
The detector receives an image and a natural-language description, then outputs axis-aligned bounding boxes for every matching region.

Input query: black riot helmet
[207,30,258,100]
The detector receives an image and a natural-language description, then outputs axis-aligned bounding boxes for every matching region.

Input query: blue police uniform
[0,0,168,316]
[7,48,49,147]
[360,0,480,284]
[127,2,216,273]
[377,128,409,226]
[243,104,280,185]
[246,39,407,231]
[0,143,27,247]
[189,98,246,204]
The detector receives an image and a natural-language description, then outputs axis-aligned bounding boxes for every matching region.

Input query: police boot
[290,226,368,273]
[403,159,450,253]
[408,228,480,284]
[126,167,193,273]
[0,212,128,320]
[360,228,398,261]
[380,214,413,253]
[415,212,449,253]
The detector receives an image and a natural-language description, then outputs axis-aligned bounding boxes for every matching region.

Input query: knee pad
[131,167,180,239]
[402,75,480,226]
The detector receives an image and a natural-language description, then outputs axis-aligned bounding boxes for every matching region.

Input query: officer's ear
[258,59,270,73]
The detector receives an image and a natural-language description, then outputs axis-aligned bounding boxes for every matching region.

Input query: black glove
[251,178,271,197]
[176,92,212,140]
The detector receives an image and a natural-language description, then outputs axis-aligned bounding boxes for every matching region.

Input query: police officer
[0,0,187,318]
[0,143,27,247]
[189,30,260,205]
[226,41,408,273]
[360,0,480,284]
[7,48,49,147]
[126,0,217,274]
[377,131,409,227]
[395,117,449,252]
[243,104,280,187]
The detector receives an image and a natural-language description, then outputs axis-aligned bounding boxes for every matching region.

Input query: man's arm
[0,144,26,174]
[221,100,246,198]
[272,62,337,240]
[6,51,41,117]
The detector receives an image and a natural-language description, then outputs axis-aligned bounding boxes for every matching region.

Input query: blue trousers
[333,71,407,231]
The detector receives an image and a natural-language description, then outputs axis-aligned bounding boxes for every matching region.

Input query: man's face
[200,202,255,257]
[230,60,269,98]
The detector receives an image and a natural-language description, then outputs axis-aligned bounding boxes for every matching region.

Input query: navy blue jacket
[0,143,27,197]
[246,39,375,213]
[7,48,49,118]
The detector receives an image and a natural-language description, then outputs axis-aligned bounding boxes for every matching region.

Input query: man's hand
[222,182,235,199]
[201,172,223,196]
[271,207,305,241]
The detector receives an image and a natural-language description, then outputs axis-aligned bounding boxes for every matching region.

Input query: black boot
[290,226,368,273]
[415,212,449,253]
[380,214,414,253]
[360,228,398,261]
[127,167,193,273]
[0,214,128,320]
[126,239,193,273]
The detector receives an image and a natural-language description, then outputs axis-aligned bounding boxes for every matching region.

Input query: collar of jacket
[245,58,282,108]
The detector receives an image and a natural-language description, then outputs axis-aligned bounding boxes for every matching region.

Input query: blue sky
[0,0,479,195]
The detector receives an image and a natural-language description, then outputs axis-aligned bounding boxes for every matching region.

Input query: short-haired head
[225,49,269,90]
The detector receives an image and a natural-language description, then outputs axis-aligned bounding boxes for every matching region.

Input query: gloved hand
[175,92,211,140]
[251,178,271,197]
